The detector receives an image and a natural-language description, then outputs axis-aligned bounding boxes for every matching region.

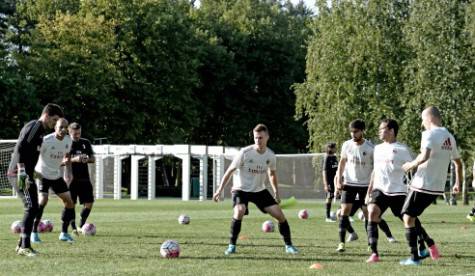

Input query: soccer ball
[42,219,54,232]
[357,210,366,221]
[160,240,180,258]
[178,214,190,225]
[10,220,22,234]
[329,211,337,220]
[262,220,275,233]
[37,221,48,233]
[81,223,96,236]
[298,209,309,219]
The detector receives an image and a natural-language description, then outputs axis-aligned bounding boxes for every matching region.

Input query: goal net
[0,140,17,197]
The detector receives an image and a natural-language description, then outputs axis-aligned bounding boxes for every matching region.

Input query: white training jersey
[35,133,72,180]
[373,142,413,196]
[341,139,374,187]
[229,145,276,193]
[410,127,460,195]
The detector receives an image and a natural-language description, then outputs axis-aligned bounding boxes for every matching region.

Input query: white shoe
[325,218,336,223]
[349,217,355,223]
[387,237,398,243]
[347,232,358,242]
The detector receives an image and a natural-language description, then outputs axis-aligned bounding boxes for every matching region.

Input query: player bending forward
[213,124,299,255]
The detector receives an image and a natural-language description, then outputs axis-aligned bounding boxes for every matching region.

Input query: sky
[290,0,317,12]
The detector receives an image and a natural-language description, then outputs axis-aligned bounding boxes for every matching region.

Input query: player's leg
[338,186,356,252]
[225,191,247,255]
[10,176,39,256]
[32,190,49,243]
[79,182,95,228]
[367,202,381,263]
[467,204,475,222]
[69,181,79,233]
[54,178,76,242]
[325,185,335,222]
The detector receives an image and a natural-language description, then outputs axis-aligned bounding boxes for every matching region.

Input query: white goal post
[1,140,325,200]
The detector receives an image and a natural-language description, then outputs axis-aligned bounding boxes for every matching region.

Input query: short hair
[425,106,441,119]
[253,123,268,133]
[42,103,64,117]
[381,118,399,137]
[68,122,81,130]
[325,142,336,153]
[349,119,365,131]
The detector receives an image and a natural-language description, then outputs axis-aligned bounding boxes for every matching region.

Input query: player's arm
[402,148,431,172]
[336,157,347,191]
[85,140,95,163]
[213,166,237,202]
[268,169,280,203]
[322,157,329,192]
[365,171,375,204]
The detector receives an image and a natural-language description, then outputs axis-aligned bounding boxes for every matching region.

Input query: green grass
[1,198,475,275]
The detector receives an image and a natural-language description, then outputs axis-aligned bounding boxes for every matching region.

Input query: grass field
[1,198,475,276]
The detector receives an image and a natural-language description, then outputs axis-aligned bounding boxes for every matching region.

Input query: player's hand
[402,162,413,172]
[364,194,371,205]
[452,184,460,194]
[81,154,89,163]
[213,192,221,202]
[274,193,281,204]
[323,185,328,193]
[17,168,29,190]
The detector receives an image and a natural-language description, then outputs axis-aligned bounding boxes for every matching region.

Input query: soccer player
[466,163,475,222]
[322,142,338,222]
[400,106,462,265]
[366,119,432,263]
[67,123,95,234]
[335,119,373,252]
[31,118,77,243]
[212,124,299,255]
[7,103,64,257]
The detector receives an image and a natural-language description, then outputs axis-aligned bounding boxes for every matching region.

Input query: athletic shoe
[31,232,42,243]
[17,247,38,257]
[387,237,397,243]
[419,249,430,259]
[399,257,421,266]
[325,218,336,223]
[59,232,74,243]
[336,242,345,252]
[285,245,299,254]
[366,253,380,263]
[72,228,82,236]
[224,244,236,255]
[15,245,20,253]
[428,244,440,260]
[466,214,475,222]
[349,217,355,223]
[347,232,358,242]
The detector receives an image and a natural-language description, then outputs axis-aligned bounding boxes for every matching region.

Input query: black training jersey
[8,120,46,178]
[322,155,338,185]
[70,138,94,180]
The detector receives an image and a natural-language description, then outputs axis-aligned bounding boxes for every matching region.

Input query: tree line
[1,0,475,168]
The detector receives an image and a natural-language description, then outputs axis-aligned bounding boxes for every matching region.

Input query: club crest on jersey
[442,138,452,150]
[248,159,254,163]
[266,160,270,164]
[393,149,397,154]
[51,146,55,150]
[362,152,366,156]
[82,144,86,149]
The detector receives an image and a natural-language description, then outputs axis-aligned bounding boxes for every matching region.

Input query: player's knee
[234,205,246,218]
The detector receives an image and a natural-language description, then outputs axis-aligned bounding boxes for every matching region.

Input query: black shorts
[36,177,69,195]
[401,189,438,217]
[232,189,277,215]
[341,185,368,205]
[69,179,95,204]
[349,199,364,216]
[369,189,406,218]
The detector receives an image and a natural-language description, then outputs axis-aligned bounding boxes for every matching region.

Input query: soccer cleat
[387,237,398,243]
[419,249,430,259]
[224,244,236,255]
[399,257,421,266]
[428,244,440,260]
[366,253,380,263]
[17,247,38,257]
[59,232,74,243]
[31,232,42,243]
[285,245,299,254]
[325,218,336,223]
[336,242,345,252]
[347,232,358,242]
[466,214,475,222]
